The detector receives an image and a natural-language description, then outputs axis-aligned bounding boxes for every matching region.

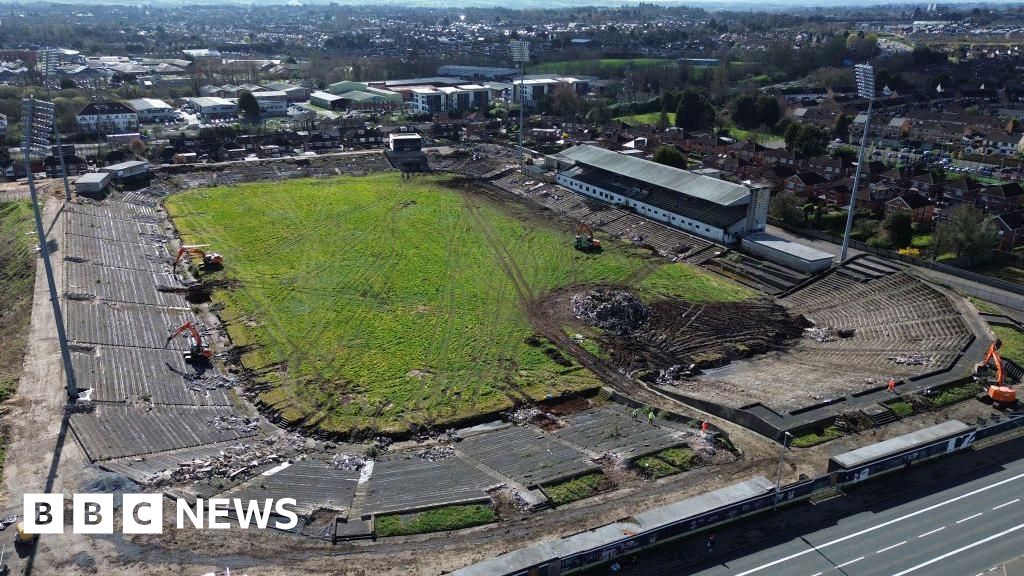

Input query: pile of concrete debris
[208,415,260,434]
[186,372,235,392]
[328,453,367,471]
[154,434,308,486]
[418,445,456,462]
[572,289,649,335]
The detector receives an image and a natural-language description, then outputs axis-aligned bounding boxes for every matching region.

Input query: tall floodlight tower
[510,40,530,169]
[840,64,876,262]
[22,98,79,399]
[38,48,72,201]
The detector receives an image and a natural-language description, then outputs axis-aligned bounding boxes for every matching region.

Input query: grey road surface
[692,457,1024,576]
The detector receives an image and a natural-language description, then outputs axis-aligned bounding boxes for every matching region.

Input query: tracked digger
[573,222,602,252]
[165,321,214,364]
[174,245,223,269]
[978,341,1017,406]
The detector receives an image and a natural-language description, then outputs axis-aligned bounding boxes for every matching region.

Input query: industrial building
[74,172,111,198]
[550,145,771,244]
[261,82,310,102]
[185,97,237,120]
[125,98,175,123]
[99,159,150,183]
[251,91,289,116]
[740,232,834,273]
[310,91,345,111]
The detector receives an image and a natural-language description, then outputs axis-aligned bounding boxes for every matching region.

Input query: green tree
[834,114,852,142]
[884,212,914,248]
[937,204,999,264]
[732,94,760,129]
[653,145,687,169]
[238,90,261,119]
[756,95,781,128]
[769,192,803,225]
[785,124,829,158]
[657,99,669,131]
[675,89,714,132]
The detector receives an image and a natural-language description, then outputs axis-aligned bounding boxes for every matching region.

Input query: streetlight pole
[510,40,530,170]
[840,64,876,263]
[773,431,792,513]
[22,98,78,399]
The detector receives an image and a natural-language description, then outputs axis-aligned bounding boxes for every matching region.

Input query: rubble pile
[328,453,367,471]
[572,289,649,335]
[155,435,307,486]
[487,485,532,513]
[208,415,260,434]
[186,372,235,393]
[417,445,456,462]
[804,327,836,343]
[505,407,540,426]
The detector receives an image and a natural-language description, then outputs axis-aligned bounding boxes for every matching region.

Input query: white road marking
[837,557,865,568]
[810,573,822,576]
[957,513,983,524]
[877,541,907,554]
[891,522,1024,576]
[731,470,1024,576]
[993,499,1019,510]
[918,527,945,538]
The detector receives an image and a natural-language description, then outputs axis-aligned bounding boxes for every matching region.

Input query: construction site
[3,144,1022,575]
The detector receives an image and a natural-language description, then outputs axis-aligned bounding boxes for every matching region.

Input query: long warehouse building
[550,145,772,244]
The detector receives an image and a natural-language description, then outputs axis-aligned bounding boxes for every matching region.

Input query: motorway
[691,457,1024,576]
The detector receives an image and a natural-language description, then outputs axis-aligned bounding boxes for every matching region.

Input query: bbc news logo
[24,494,299,534]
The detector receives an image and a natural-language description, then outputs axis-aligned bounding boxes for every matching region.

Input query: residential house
[993,210,1024,250]
[978,183,1024,212]
[802,156,848,180]
[885,193,935,225]
[944,177,984,206]
[784,172,830,199]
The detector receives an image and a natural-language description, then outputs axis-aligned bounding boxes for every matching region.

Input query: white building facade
[76,102,139,134]
[552,145,770,245]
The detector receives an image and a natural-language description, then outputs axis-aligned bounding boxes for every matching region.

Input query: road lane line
[837,557,864,568]
[993,499,1019,510]
[810,573,822,576]
[956,513,983,524]
[731,470,1024,576]
[918,527,945,538]
[877,541,907,554]
[891,523,1024,576]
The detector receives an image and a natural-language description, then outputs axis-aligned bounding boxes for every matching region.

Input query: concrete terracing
[655,256,992,437]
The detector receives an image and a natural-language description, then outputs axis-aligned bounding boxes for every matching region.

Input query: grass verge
[375,504,496,536]
[0,201,37,480]
[790,425,843,448]
[887,400,913,418]
[542,472,614,506]
[614,112,676,127]
[992,325,1024,366]
[932,381,983,407]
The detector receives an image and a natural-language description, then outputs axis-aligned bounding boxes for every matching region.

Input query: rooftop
[742,232,834,263]
[555,144,752,207]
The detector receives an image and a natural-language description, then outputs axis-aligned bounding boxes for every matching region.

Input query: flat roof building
[125,98,174,123]
[740,232,834,273]
[74,172,111,198]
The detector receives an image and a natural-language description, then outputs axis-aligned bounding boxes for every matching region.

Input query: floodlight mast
[511,40,530,169]
[22,98,79,399]
[39,48,72,201]
[840,64,876,262]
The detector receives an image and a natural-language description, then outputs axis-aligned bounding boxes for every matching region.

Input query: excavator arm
[165,321,202,348]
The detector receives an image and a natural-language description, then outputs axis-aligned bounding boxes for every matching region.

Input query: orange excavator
[174,245,223,269]
[573,222,602,252]
[979,341,1016,405]
[165,321,213,364]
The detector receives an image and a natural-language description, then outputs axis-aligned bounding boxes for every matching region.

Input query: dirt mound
[572,289,649,335]
[597,298,803,383]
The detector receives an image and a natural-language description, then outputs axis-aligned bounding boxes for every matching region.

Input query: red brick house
[885,193,935,225]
